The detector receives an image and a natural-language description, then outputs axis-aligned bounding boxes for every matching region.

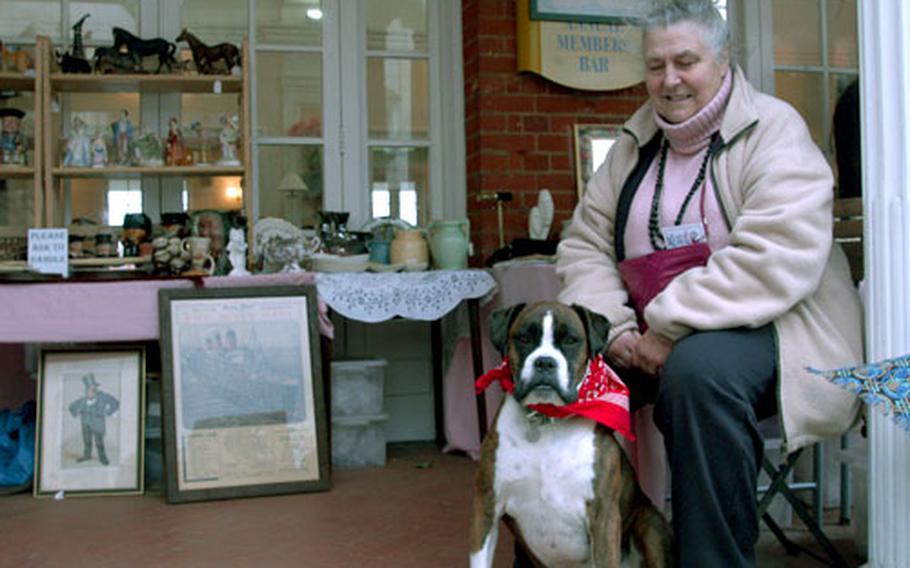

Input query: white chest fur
[493,396,598,566]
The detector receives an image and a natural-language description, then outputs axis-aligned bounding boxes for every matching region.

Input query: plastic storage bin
[331,413,388,468]
[330,359,387,417]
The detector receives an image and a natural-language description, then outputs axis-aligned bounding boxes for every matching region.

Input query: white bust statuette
[528,188,554,240]
[227,227,251,276]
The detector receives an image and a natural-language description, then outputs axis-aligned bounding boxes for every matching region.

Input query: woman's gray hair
[641,0,730,60]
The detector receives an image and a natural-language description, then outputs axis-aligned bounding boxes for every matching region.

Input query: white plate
[313,253,369,273]
[366,261,405,273]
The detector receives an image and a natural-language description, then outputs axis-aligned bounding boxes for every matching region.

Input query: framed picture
[158,285,329,503]
[529,0,648,24]
[35,347,145,497]
[574,123,621,198]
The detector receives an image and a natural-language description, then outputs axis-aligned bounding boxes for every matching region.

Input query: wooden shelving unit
[0,41,44,229]
[41,37,251,228]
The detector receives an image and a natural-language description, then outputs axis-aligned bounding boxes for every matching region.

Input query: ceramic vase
[390,229,429,270]
[427,219,470,270]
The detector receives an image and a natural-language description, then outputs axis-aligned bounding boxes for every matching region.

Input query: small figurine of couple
[218,114,240,166]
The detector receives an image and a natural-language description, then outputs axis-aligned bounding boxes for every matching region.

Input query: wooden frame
[573,123,621,198]
[529,0,646,24]
[158,285,329,503]
[34,346,145,497]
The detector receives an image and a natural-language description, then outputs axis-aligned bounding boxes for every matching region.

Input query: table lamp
[277,172,309,227]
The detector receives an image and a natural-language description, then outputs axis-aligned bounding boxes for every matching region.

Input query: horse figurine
[112,27,177,73]
[176,29,240,75]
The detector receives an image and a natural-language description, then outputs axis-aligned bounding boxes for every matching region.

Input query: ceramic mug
[182,236,216,275]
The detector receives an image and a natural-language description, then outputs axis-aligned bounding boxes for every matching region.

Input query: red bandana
[475,354,635,441]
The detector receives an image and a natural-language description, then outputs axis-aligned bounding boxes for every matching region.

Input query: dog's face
[490,302,610,407]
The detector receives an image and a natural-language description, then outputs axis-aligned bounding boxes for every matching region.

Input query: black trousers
[81,422,107,461]
[653,325,778,567]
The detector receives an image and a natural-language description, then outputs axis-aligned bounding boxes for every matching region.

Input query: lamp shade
[277,172,308,194]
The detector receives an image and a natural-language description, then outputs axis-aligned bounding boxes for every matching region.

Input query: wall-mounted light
[225,185,242,201]
[306,8,323,20]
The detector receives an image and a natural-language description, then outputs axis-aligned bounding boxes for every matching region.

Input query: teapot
[427,219,470,270]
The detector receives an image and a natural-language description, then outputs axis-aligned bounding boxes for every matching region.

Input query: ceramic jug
[427,219,470,270]
[390,228,429,270]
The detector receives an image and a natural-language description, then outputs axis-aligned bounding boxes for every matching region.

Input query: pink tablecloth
[0,272,333,343]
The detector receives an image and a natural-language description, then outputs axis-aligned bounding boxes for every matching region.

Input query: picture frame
[574,123,621,198]
[158,285,329,503]
[529,0,647,24]
[35,346,145,497]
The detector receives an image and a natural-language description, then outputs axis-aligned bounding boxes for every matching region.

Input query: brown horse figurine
[176,29,240,75]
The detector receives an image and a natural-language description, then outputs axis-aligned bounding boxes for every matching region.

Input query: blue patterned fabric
[809,355,910,433]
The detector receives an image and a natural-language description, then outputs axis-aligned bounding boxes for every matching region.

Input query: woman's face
[643,20,729,124]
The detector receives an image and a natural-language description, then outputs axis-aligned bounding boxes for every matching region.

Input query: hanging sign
[28,228,68,276]
[517,0,644,91]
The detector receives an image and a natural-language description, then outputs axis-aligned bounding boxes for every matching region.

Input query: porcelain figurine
[528,188,554,240]
[227,227,251,276]
[217,114,240,166]
[165,117,192,166]
[63,116,91,167]
[90,130,107,168]
[110,109,134,166]
[133,129,164,166]
[0,108,25,165]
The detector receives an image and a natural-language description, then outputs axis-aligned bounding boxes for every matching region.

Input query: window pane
[106,182,142,226]
[0,1,61,41]
[0,180,34,227]
[180,0,248,45]
[365,0,427,53]
[184,175,244,212]
[773,0,821,66]
[367,57,428,140]
[369,146,428,226]
[256,52,322,138]
[827,0,858,68]
[71,178,120,224]
[775,71,825,146]
[258,145,323,228]
[71,1,139,44]
[256,0,322,46]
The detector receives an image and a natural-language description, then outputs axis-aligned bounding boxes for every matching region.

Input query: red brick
[537,134,571,152]
[522,115,549,132]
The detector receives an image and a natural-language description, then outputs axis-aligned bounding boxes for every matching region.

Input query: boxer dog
[470,302,672,567]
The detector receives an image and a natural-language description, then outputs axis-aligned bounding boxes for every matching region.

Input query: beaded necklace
[648,133,719,250]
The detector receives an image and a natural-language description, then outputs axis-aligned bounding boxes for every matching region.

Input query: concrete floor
[0,443,862,567]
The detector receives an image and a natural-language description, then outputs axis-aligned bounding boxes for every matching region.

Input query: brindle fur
[473,302,673,568]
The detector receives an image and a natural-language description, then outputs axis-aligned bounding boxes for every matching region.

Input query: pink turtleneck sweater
[624,70,733,259]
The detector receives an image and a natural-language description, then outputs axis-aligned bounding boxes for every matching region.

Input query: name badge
[661,223,706,250]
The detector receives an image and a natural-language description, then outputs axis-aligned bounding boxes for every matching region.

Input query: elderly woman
[556,1,863,565]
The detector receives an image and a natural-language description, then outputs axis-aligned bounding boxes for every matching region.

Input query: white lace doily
[316,269,497,322]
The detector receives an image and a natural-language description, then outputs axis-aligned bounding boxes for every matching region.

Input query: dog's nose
[534,356,557,373]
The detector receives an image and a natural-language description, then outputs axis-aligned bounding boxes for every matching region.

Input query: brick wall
[462,0,648,264]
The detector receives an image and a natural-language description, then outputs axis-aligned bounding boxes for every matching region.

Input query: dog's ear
[489,303,526,356]
[571,304,611,358]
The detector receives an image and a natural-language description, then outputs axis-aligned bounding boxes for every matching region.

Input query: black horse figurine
[112,27,176,73]
[176,29,240,75]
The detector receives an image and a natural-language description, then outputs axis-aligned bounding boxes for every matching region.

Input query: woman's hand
[632,330,674,376]
[607,330,641,369]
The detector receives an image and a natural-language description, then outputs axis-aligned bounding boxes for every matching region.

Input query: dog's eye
[563,335,580,346]
[514,333,532,345]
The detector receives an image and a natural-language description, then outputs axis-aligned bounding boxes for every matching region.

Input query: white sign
[28,228,68,276]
